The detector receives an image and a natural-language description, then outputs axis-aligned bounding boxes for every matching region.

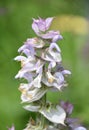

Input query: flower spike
[14,17,87,130]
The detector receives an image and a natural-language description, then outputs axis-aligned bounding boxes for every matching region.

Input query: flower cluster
[60,101,87,130]
[14,17,87,130]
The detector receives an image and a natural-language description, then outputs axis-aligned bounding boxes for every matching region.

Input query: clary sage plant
[11,17,87,130]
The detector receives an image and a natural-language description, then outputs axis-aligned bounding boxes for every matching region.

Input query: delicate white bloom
[15,58,43,80]
[18,38,45,57]
[40,105,66,125]
[41,43,62,63]
[15,55,36,68]
[19,84,48,103]
[49,42,61,52]
[61,70,71,75]
[48,61,56,70]
[32,17,53,34]
[32,17,63,42]
[32,73,42,88]
[40,31,63,42]
[24,38,45,48]
[42,71,66,90]
[14,55,27,62]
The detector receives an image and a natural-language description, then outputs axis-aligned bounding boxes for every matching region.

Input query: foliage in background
[0,0,89,129]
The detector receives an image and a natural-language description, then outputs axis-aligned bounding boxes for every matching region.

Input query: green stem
[40,93,46,128]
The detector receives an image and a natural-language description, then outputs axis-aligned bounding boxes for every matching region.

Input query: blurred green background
[0,0,89,129]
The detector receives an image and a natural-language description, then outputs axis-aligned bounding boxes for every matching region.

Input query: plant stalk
[40,93,46,129]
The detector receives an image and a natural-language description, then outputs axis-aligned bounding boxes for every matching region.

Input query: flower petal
[60,101,74,115]
[14,55,27,61]
[40,31,63,42]
[15,58,43,79]
[32,17,53,35]
[48,61,56,71]
[62,70,71,75]
[32,73,42,88]
[32,19,40,35]
[24,104,41,112]
[41,43,62,63]
[42,71,65,90]
[20,85,48,103]
[40,105,66,124]
[49,42,61,52]
[74,126,87,130]
[45,17,54,30]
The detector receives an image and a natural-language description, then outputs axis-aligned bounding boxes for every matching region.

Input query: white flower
[32,73,42,88]
[40,104,66,125]
[42,71,66,90]
[41,43,62,63]
[15,57,43,80]
[19,84,48,103]
[32,17,54,34]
